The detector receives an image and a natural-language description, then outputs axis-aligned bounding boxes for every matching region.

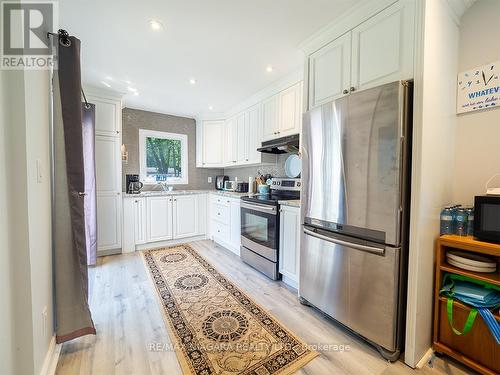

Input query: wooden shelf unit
[433,235,500,375]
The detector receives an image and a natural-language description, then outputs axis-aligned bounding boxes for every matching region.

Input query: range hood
[257,134,299,154]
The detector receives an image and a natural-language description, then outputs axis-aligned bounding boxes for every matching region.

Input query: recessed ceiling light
[133,92,139,96]
[149,19,163,31]
[127,86,138,92]
[189,78,196,85]
[101,81,111,88]
[208,106,213,111]
[266,65,273,72]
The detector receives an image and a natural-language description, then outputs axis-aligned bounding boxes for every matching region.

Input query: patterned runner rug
[142,244,318,375]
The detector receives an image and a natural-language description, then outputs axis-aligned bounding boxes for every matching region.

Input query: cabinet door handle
[350,87,356,92]
[343,89,349,94]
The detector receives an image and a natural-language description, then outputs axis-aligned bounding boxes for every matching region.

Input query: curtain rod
[47,30,90,108]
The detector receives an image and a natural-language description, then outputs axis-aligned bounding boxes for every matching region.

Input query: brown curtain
[54,32,95,343]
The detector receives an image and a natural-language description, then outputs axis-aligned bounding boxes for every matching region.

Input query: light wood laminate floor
[56,240,472,375]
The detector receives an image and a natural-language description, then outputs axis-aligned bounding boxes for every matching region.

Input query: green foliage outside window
[146,137,182,180]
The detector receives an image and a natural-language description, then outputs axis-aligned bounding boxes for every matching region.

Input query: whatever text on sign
[457,61,500,114]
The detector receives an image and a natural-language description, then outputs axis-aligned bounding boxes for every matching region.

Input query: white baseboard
[135,235,208,251]
[40,336,61,375]
[415,347,434,369]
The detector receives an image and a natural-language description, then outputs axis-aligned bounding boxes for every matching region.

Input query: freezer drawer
[299,226,401,352]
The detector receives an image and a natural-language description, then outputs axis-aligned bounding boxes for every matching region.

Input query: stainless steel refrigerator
[300,80,412,361]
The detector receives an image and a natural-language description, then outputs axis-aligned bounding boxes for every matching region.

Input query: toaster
[235,182,249,193]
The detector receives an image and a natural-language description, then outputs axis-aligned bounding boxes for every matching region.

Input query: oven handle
[303,227,385,255]
[241,202,277,215]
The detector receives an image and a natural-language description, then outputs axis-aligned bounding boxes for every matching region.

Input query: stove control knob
[297,182,301,187]
[277,181,281,185]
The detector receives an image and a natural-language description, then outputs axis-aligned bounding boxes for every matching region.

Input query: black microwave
[474,195,500,243]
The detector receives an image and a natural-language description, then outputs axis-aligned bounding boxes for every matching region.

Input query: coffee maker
[126,174,143,194]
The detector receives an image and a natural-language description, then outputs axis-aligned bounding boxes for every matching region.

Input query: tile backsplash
[223,154,291,181]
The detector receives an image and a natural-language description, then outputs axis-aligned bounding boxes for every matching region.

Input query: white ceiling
[59,0,363,118]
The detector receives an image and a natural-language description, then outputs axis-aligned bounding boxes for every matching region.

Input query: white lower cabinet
[97,192,122,251]
[147,196,174,242]
[279,205,301,288]
[122,193,207,251]
[122,196,146,253]
[209,194,241,255]
[173,195,199,239]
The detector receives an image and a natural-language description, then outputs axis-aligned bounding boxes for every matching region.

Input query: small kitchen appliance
[224,180,237,191]
[126,174,143,194]
[240,178,301,280]
[235,182,249,193]
[215,175,229,190]
[474,195,500,244]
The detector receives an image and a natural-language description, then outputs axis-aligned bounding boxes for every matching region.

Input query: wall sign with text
[457,61,500,114]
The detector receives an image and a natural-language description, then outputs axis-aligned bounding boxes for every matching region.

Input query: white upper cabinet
[224,117,238,165]
[201,120,225,167]
[262,95,280,141]
[306,0,414,109]
[308,32,351,108]
[95,136,120,192]
[236,112,249,163]
[247,103,263,164]
[173,195,198,239]
[197,81,302,166]
[262,82,303,141]
[278,81,303,137]
[87,94,122,136]
[351,0,414,92]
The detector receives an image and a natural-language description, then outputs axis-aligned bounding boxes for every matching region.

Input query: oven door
[240,201,278,256]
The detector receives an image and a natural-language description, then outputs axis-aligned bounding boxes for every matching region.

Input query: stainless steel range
[240,178,300,280]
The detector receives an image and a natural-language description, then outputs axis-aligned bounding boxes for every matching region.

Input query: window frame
[139,129,188,185]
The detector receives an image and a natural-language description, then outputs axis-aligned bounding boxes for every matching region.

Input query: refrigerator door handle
[303,227,385,256]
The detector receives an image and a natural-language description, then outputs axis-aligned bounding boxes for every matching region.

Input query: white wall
[24,69,54,374]
[0,68,54,374]
[405,0,459,367]
[0,70,14,375]
[453,0,500,204]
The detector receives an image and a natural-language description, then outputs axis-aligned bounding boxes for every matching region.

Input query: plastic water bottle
[465,207,474,236]
[440,207,454,235]
[455,208,468,236]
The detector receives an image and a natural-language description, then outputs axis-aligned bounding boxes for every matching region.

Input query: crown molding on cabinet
[298,0,398,56]
[124,104,196,120]
[197,67,303,122]
[83,85,124,101]
[444,0,477,26]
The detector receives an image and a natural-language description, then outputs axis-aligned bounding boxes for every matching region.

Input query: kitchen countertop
[278,200,301,208]
[123,190,252,198]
